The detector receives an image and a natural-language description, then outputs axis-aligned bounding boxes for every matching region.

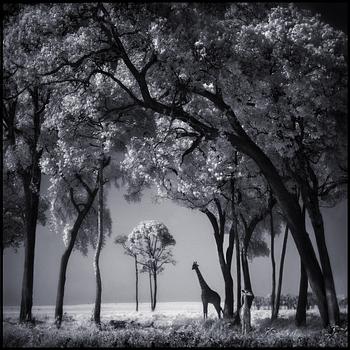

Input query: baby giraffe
[240,289,254,335]
[192,261,223,319]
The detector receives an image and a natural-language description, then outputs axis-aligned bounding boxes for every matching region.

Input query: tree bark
[270,209,276,319]
[55,189,98,328]
[295,258,308,327]
[272,223,289,319]
[234,230,242,324]
[135,256,139,312]
[241,249,254,309]
[19,173,40,322]
[93,160,104,325]
[152,270,157,311]
[223,270,234,319]
[149,271,153,310]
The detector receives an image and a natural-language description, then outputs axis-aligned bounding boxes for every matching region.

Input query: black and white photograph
[2,2,348,348]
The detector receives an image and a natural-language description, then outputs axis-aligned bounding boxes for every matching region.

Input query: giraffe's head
[192,261,199,270]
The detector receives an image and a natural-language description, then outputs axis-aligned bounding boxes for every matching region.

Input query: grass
[2,307,348,347]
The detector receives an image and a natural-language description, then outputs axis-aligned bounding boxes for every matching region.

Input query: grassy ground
[3,306,348,347]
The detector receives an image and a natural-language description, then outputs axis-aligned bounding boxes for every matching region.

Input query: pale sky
[3,178,348,306]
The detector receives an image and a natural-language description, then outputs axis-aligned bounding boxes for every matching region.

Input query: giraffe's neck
[195,267,210,291]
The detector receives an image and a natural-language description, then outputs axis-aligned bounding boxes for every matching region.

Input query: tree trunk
[149,271,153,310]
[295,258,308,327]
[241,249,254,309]
[93,160,104,325]
[272,223,289,320]
[234,231,242,324]
[19,173,40,322]
[152,271,157,311]
[226,133,329,327]
[55,190,97,328]
[135,256,139,312]
[223,271,234,318]
[306,191,340,326]
[270,209,276,319]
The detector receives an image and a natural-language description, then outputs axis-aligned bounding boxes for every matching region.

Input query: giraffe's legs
[203,302,208,319]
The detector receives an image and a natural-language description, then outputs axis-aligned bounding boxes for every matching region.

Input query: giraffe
[240,289,254,335]
[192,261,223,319]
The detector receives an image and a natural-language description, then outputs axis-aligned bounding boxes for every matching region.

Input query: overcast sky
[2,2,348,307]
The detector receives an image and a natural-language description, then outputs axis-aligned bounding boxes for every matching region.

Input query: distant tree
[115,235,139,311]
[127,220,176,311]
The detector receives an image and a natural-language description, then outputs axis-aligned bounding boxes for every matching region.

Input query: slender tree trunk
[272,223,289,320]
[241,249,254,309]
[134,256,139,312]
[270,210,276,319]
[226,133,329,326]
[55,190,97,328]
[296,258,308,326]
[93,160,104,325]
[20,173,40,322]
[20,173,41,322]
[149,271,153,310]
[234,232,242,324]
[306,192,340,326]
[153,271,157,311]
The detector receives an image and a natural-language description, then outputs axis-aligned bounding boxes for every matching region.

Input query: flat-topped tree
[127,220,176,311]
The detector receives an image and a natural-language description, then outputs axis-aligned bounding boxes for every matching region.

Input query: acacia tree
[115,235,139,311]
[127,220,176,311]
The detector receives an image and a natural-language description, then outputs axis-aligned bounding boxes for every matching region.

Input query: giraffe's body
[192,262,222,319]
[240,289,253,334]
